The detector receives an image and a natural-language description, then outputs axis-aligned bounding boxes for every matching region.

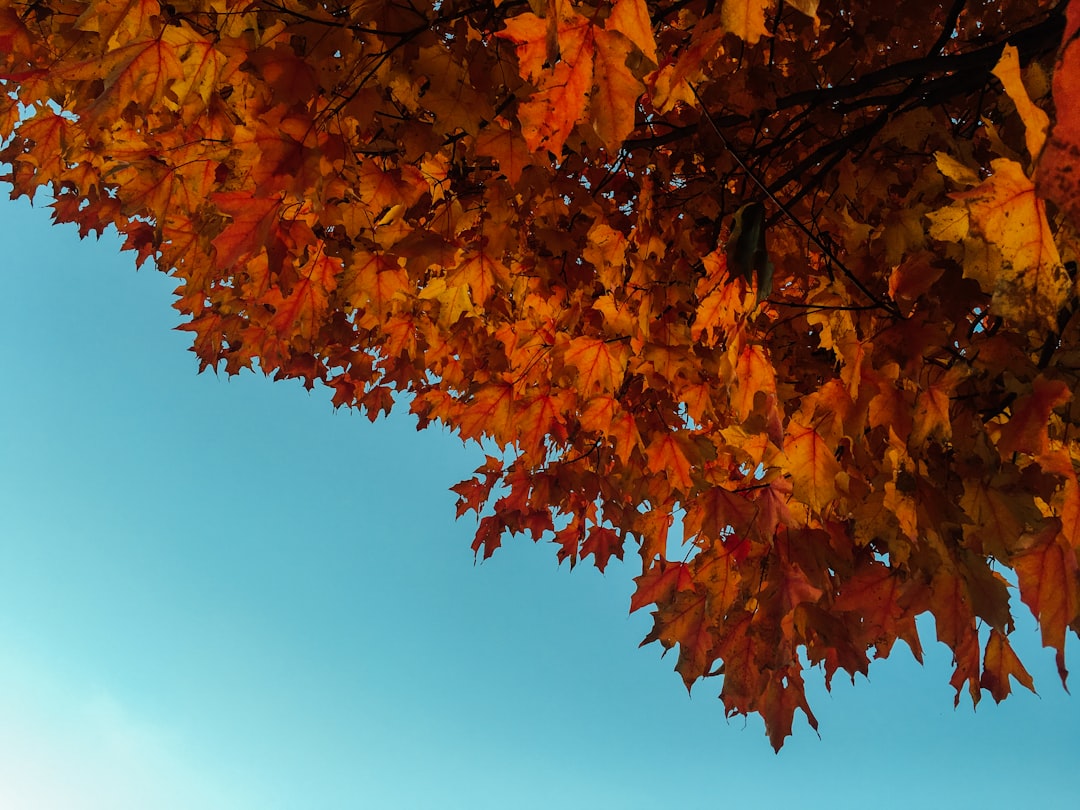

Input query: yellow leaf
[731,343,776,422]
[992,44,1049,161]
[783,420,842,512]
[591,28,645,152]
[419,276,476,325]
[934,151,980,187]
[722,0,772,45]
[933,159,1070,330]
[925,205,970,243]
[606,0,658,64]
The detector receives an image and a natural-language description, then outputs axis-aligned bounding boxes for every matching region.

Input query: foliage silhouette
[2,0,1079,748]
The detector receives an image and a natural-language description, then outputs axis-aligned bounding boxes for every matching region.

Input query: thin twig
[688,83,899,315]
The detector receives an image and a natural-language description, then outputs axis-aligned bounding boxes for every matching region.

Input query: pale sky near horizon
[0,192,1077,809]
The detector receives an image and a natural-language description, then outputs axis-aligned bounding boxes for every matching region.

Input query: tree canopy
[2,0,1079,749]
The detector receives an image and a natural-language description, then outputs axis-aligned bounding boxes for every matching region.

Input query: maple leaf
[1035,0,1080,231]
[721,0,772,45]
[474,118,532,186]
[980,629,1037,703]
[630,560,692,613]
[264,252,341,345]
[996,376,1072,459]
[930,158,1071,331]
[833,561,924,663]
[992,44,1049,162]
[591,28,646,152]
[731,343,776,422]
[645,432,696,495]
[1013,525,1080,685]
[340,251,409,327]
[683,485,760,544]
[561,336,629,395]
[210,192,283,270]
[607,0,658,64]
[579,394,641,464]
[783,421,842,513]
[457,383,517,447]
[516,390,572,458]
[500,11,594,156]
[581,526,624,572]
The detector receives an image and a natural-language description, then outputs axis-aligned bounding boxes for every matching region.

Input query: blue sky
[0,193,1076,809]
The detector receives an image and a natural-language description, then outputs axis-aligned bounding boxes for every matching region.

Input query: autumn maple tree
[3,0,1079,748]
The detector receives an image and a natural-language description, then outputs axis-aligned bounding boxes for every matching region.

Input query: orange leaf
[211,192,283,269]
[992,44,1049,161]
[563,337,629,395]
[946,159,1071,330]
[474,118,532,186]
[607,0,658,63]
[731,343,776,422]
[997,376,1072,458]
[783,420,842,512]
[1036,0,1080,231]
[457,383,517,447]
[683,486,760,543]
[503,13,594,156]
[630,560,693,612]
[472,514,507,560]
[1038,448,1080,551]
[715,614,769,715]
[692,276,743,347]
[583,221,630,290]
[60,30,182,111]
[340,251,409,327]
[1014,526,1080,685]
[642,589,713,688]
[910,366,964,446]
[580,395,642,464]
[929,568,982,705]
[833,561,924,661]
[721,0,772,45]
[517,391,571,457]
[591,28,645,152]
[760,666,819,753]
[980,629,1036,703]
[450,249,511,306]
[646,16,724,112]
[265,252,341,343]
[581,526,624,572]
[9,109,71,188]
[645,432,695,494]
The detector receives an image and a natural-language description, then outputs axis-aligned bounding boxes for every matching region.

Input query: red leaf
[581,526,624,572]
[630,560,693,612]
[981,629,1036,703]
[1014,525,1080,686]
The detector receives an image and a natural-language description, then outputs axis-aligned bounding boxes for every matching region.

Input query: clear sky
[0,192,1076,809]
